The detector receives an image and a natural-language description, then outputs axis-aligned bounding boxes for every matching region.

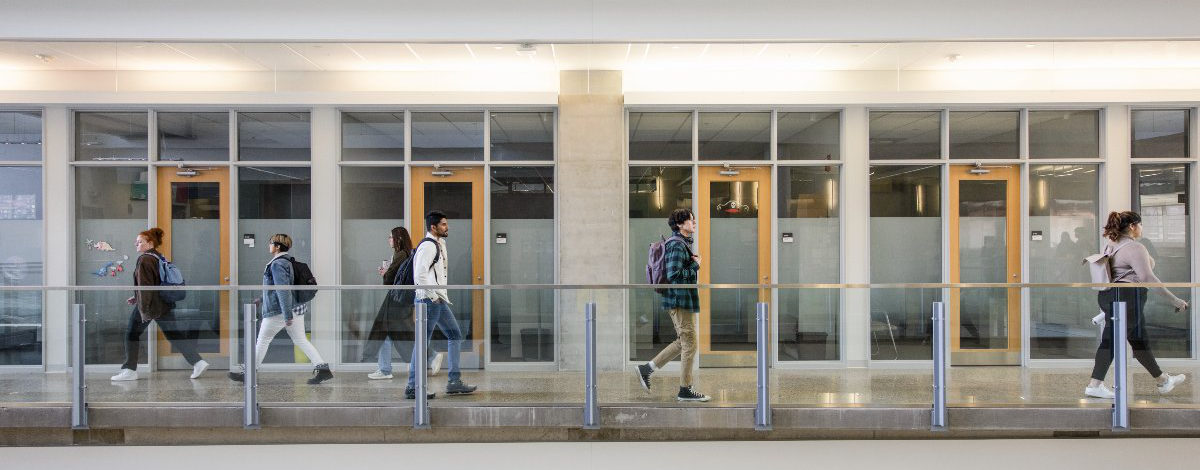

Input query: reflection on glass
[778,112,840,160]
[340,166,405,364]
[870,165,941,359]
[0,111,42,161]
[490,112,554,161]
[708,181,758,351]
[1029,164,1099,359]
[1029,110,1099,159]
[166,182,222,360]
[1133,164,1191,358]
[238,112,310,161]
[949,111,1018,159]
[158,112,229,162]
[490,167,555,362]
[957,180,1008,349]
[0,166,43,365]
[341,112,405,161]
[629,112,692,161]
[869,111,941,160]
[75,112,148,161]
[628,166,692,360]
[412,112,484,161]
[1132,109,1190,159]
[698,112,769,161]
[777,166,839,361]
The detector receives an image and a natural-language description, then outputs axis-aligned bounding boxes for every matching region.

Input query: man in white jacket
[405,210,477,399]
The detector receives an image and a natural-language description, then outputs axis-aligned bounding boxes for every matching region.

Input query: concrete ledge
[0,406,70,428]
[89,405,242,428]
[774,407,930,430]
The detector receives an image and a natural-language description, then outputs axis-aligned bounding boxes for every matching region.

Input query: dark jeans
[1091,286,1162,381]
[121,307,203,370]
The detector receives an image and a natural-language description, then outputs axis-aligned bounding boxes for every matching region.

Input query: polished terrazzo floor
[3,366,1199,407]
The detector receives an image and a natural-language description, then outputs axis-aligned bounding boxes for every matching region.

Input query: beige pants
[650,308,697,387]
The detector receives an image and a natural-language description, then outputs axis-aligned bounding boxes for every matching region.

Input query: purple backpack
[646,234,692,295]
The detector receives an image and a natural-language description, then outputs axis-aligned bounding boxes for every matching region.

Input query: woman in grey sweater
[1086,211,1189,399]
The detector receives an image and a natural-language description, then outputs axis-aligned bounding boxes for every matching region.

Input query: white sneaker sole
[368,374,393,380]
[190,361,210,379]
[677,396,712,402]
[1084,388,1114,399]
[110,374,138,382]
[1159,375,1186,394]
[430,353,445,376]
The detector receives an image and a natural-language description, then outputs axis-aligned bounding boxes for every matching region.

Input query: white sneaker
[430,352,445,376]
[110,369,138,381]
[190,360,210,379]
[1085,383,1115,399]
[367,370,393,380]
[1158,374,1186,394]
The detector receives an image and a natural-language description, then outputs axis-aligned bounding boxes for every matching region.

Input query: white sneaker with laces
[110,369,138,381]
[190,360,210,379]
[1158,373,1186,394]
[1084,383,1115,399]
[430,352,445,376]
[367,370,393,380]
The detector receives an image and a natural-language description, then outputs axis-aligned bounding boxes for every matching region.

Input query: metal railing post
[71,303,87,429]
[1112,301,1129,431]
[243,303,260,429]
[414,301,430,429]
[931,301,947,431]
[583,302,599,429]
[755,301,771,431]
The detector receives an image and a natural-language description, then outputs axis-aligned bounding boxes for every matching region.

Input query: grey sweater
[1108,236,1185,306]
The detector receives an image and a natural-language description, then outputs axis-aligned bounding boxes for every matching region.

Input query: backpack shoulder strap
[666,234,694,257]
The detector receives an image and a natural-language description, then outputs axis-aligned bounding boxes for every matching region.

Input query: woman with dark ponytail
[1085,211,1188,398]
[361,227,417,379]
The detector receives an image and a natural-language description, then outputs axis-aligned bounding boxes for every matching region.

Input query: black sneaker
[445,379,477,396]
[633,363,652,391]
[676,386,711,402]
[307,364,333,385]
[228,370,245,382]
[404,387,436,400]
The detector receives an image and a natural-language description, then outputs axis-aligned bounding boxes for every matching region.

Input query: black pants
[1091,286,1162,381]
[121,307,203,370]
[360,297,414,362]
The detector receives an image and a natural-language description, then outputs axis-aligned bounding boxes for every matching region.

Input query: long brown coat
[134,249,171,322]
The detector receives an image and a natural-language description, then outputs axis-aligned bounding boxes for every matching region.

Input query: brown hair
[391,226,413,256]
[138,227,165,248]
[1103,211,1142,242]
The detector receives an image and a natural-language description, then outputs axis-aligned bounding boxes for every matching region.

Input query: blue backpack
[150,253,187,303]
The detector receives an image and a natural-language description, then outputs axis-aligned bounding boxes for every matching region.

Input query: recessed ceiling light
[516,43,537,56]
[33,53,54,63]
[492,45,504,50]
[1025,43,1038,48]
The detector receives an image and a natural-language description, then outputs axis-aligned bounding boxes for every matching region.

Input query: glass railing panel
[0,288,62,404]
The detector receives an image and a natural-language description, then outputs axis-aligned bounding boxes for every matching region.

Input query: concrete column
[557,70,625,371]
[842,106,870,366]
[43,106,70,372]
[1104,105,1132,214]
[309,106,339,365]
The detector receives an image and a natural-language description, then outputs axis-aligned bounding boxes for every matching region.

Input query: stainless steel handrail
[4,282,1198,291]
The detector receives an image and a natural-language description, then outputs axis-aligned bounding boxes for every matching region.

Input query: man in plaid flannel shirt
[633,208,710,402]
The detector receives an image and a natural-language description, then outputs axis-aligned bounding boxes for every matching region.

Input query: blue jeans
[407,299,462,387]
[378,338,393,374]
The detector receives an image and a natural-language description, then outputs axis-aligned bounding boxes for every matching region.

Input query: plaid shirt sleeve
[663,242,691,284]
[662,240,700,312]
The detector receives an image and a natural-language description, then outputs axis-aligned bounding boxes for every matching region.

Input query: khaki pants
[650,308,697,387]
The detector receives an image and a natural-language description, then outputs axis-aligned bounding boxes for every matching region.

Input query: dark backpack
[646,234,691,295]
[390,238,441,304]
[267,255,318,304]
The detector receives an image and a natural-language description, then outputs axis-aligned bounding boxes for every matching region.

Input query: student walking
[405,210,477,399]
[229,234,333,385]
[1085,211,1188,399]
[111,228,209,381]
[633,208,711,402]
[362,227,417,380]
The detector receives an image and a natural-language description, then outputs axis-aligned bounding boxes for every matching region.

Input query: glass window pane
[490,167,554,362]
[340,166,405,365]
[75,112,147,161]
[342,112,404,161]
[778,112,839,160]
[0,111,42,161]
[1132,109,1191,159]
[1133,164,1191,358]
[698,112,770,160]
[870,165,941,360]
[628,166,692,360]
[777,166,839,361]
[411,112,484,161]
[870,111,941,160]
[75,166,148,364]
[1028,164,1100,359]
[1029,110,1100,159]
[949,111,1018,159]
[629,112,692,161]
[158,112,229,162]
[0,166,43,365]
[490,112,553,161]
[237,112,310,161]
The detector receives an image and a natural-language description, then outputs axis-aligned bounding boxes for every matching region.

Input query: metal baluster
[71,303,87,429]
[931,301,947,431]
[1112,301,1129,431]
[243,303,260,429]
[584,302,599,429]
[755,301,771,431]
[414,301,430,429]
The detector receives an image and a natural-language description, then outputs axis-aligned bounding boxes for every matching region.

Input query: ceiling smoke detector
[515,43,537,57]
[33,53,54,63]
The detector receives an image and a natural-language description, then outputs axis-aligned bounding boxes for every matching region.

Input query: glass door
[155,167,231,369]
[696,166,771,367]
[410,166,486,367]
[949,164,1021,365]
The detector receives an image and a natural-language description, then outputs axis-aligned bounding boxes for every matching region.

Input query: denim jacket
[262,253,296,320]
